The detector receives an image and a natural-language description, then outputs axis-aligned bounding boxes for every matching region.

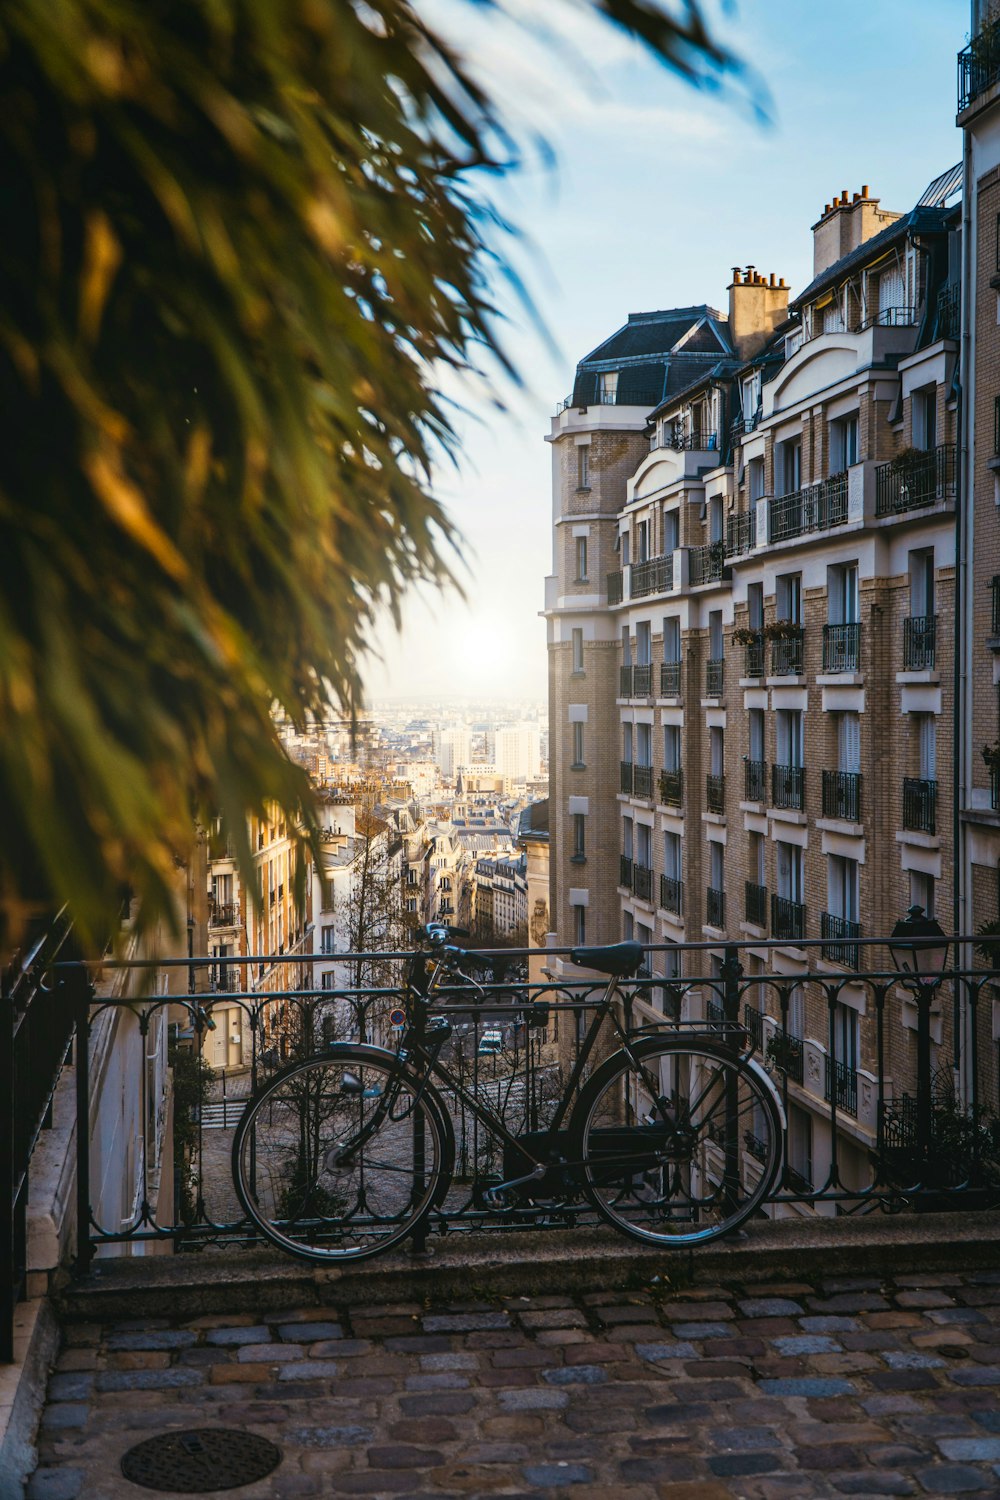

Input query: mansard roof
[570,306,732,410]
[792,205,953,310]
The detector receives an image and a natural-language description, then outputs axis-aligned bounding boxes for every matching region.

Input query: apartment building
[546,174,962,1193]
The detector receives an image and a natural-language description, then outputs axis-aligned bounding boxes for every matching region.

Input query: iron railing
[660,662,681,697]
[903,777,937,834]
[706,657,724,697]
[689,544,724,586]
[821,913,862,971]
[744,757,767,803]
[619,854,633,888]
[959,19,1000,112]
[209,901,240,928]
[772,894,806,942]
[620,760,634,795]
[726,511,756,558]
[7,931,1000,1360]
[659,874,683,916]
[772,763,805,811]
[904,615,937,670]
[993,767,1000,812]
[619,666,633,697]
[822,770,861,823]
[768,473,848,543]
[822,622,860,674]
[658,768,683,807]
[936,282,960,341]
[743,633,765,678]
[706,773,726,815]
[706,887,726,928]
[607,570,623,605]
[875,444,956,516]
[991,576,1000,637]
[631,555,674,597]
[633,664,652,697]
[770,631,804,676]
[632,863,653,902]
[633,764,654,800]
[745,881,768,928]
[655,429,719,452]
[854,305,919,331]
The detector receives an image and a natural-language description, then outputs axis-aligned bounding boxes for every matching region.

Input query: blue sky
[366,0,967,702]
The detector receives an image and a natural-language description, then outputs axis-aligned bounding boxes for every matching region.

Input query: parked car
[477,1027,504,1056]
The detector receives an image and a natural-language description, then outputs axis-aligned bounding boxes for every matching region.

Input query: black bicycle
[231,925,784,1261]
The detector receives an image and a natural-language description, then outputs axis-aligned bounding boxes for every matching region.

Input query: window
[832,1002,859,1071]
[663,723,681,771]
[575,536,588,581]
[776,841,803,902]
[748,708,765,762]
[663,616,681,663]
[777,438,802,495]
[708,495,723,544]
[622,816,634,859]
[597,370,618,404]
[827,854,860,921]
[913,386,937,451]
[572,722,585,767]
[748,456,765,503]
[788,1104,813,1189]
[909,549,935,617]
[776,709,803,766]
[828,562,859,625]
[776,572,802,624]
[636,520,649,564]
[838,712,861,772]
[321,971,338,990]
[830,414,859,471]
[910,869,936,919]
[709,841,725,890]
[321,925,336,955]
[623,911,634,942]
[879,264,905,318]
[571,628,584,673]
[406,897,417,913]
[636,621,652,666]
[636,722,652,768]
[787,983,805,1039]
[663,509,680,552]
[622,722,633,763]
[709,610,723,659]
[663,830,682,879]
[709,725,725,777]
[636,822,652,868]
[748,830,765,885]
[620,532,630,569]
[578,446,590,489]
[918,714,937,780]
[572,814,586,861]
[621,625,632,666]
[747,581,764,629]
[573,903,587,945]
[742,371,761,422]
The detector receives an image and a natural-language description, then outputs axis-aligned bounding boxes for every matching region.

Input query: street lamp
[888,905,950,1159]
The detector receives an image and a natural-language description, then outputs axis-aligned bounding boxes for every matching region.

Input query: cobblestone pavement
[27,1271,1000,1498]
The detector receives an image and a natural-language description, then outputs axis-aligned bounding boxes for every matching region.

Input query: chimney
[811,185,903,278]
[728,269,791,360]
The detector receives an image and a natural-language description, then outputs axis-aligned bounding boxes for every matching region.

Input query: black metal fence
[10,932,1000,1364]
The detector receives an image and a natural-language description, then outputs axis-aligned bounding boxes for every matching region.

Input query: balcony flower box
[763,619,802,642]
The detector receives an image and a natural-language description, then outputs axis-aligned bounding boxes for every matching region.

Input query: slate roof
[792,206,953,310]
[569,307,733,411]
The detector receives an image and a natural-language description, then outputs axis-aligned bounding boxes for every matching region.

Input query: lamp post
[888,905,950,1159]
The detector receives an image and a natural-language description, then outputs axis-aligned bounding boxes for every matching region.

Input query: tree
[0,1,744,959]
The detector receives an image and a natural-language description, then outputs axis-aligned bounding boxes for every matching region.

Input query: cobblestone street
[26,1268,1000,1498]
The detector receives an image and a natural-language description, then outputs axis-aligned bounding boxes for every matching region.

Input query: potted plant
[982,743,1000,772]
[974,918,1000,971]
[732,625,760,646]
[763,618,802,641]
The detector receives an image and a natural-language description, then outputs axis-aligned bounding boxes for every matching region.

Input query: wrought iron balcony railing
[770,631,804,676]
[706,773,726,815]
[633,764,654,800]
[772,763,805,811]
[706,886,726,928]
[706,657,724,697]
[607,569,623,605]
[689,544,725,587]
[632,863,654,902]
[744,758,767,803]
[633,664,652,697]
[993,767,1000,812]
[745,881,768,928]
[822,622,860,674]
[822,770,861,823]
[620,760,633,795]
[619,854,632,888]
[992,575,1000,637]
[854,305,919,331]
[772,892,806,942]
[821,912,862,970]
[660,661,681,697]
[875,444,956,517]
[825,1056,859,1118]
[936,281,960,341]
[631,555,674,598]
[766,1026,804,1084]
[768,472,848,543]
[658,768,683,807]
[659,874,683,916]
[959,18,1000,112]
[903,614,937,671]
[743,1005,764,1051]
[725,511,756,558]
[743,633,765,678]
[209,901,240,928]
[903,777,937,834]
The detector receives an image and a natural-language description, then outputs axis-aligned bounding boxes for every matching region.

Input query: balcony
[771,893,806,943]
[633,764,654,800]
[619,854,633,888]
[689,543,724,586]
[825,1056,859,1118]
[992,576,1000,638]
[742,632,765,679]
[658,768,683,808]
[705,657,724,698]
[822,622,860,674]
[632,863,654,902]
[993,767,1000,813]
[903,615,937,671]
[821,912,862,970]
[936,282,959,341]
[769,629,803,677]
[631,554,674,598]
[633,664,652,697]
[959,18,1000,112]
[766,1026,804,1084]
[745,880,768,928]
[903,778,937,834]
[772,763,805,811]
[651,428,719,452]
[706,886,726,928]
[660,661,681,697]
[822,769,861,823]
[744,758,767,803]
[620,761,634,795]
[874,444,956,517]
[209,900,239,928]
[706,773,726,815]
[743,1004,764,1051]
[768,472,848,543]
[725,510,756,558]
[659,874,683,916]
[607,570,623,605]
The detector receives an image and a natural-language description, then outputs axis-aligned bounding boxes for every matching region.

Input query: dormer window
[597,370,619,404]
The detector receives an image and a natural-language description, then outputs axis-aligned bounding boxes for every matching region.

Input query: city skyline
[364,0,964,703]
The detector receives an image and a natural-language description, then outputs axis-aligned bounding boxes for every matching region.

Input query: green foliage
[169,1035,213,1224]
[0,0,742,959]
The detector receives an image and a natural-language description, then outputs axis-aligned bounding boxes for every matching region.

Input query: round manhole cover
[121,1429,282,1492]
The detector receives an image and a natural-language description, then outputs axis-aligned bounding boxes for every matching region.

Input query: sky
[364,0,969,704]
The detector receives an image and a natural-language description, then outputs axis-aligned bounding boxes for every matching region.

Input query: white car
[477,1028,504,1056]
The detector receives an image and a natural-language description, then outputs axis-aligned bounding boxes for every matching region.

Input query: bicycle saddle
[569,941,644,977]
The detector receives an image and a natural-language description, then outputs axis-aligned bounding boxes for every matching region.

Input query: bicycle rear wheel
[232,1045,453,1263]
[573,1036,782,1247]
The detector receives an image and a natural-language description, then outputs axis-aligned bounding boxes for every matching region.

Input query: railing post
[71,963,96,1276]
[720,945,743,1224]
[1,964,14,1361]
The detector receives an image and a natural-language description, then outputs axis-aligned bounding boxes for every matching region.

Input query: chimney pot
[779,277,787,288]
[853,192,860,203]
[732,267,742,284]
[769,272,776,287]
[840,190,849,205]
[862,184,869,198]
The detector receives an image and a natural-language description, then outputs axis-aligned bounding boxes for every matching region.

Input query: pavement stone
[28,1270,1000,1497]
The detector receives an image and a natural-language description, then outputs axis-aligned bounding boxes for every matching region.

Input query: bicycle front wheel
[232,1046,453,1263]
[573,1037,782,1248]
